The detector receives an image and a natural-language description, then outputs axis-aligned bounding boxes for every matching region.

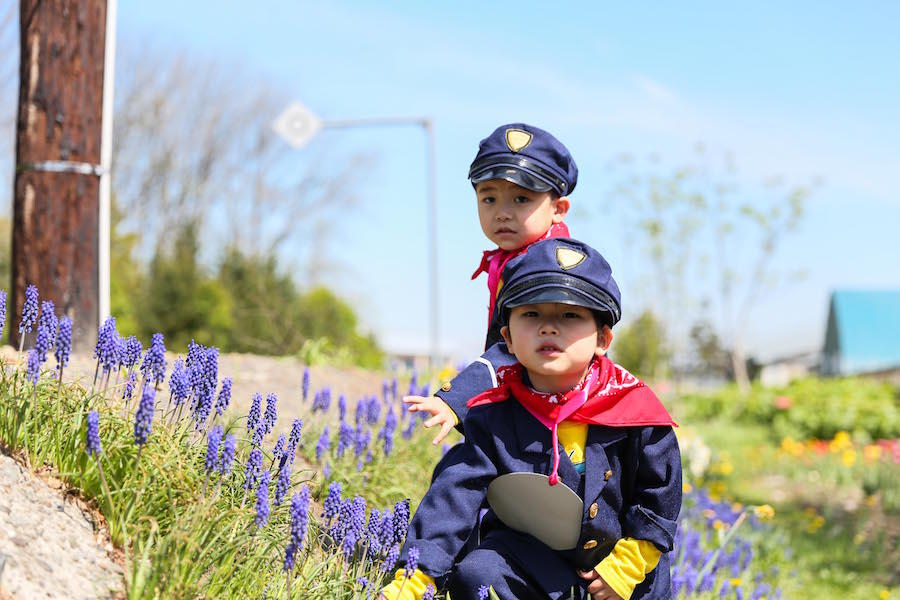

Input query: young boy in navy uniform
[405,123,578,443]
[382,238,682,600]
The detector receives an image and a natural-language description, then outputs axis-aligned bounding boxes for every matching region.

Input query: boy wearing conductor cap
[382,238,682,600]
[405,123,579,443]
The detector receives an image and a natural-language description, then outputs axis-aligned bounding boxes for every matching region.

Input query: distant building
[822,290,900,377]
[759,350,820,387]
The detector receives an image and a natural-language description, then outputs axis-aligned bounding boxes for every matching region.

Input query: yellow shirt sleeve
[380,568,436,600]
[594,538,661,600]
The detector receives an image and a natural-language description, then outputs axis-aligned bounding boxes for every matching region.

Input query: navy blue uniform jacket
[402,398,682,599]
[435,342,516,428]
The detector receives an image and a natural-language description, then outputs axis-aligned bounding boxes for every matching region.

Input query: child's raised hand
[578,569,623,600]
[403,395,457,445]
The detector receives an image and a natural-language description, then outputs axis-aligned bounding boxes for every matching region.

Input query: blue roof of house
[826,290,900,374]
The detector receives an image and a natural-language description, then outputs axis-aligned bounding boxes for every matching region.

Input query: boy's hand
[403,395,457,445]
[578,569,623,600]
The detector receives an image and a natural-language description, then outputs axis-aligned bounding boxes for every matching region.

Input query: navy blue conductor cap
[469,123,578,197]
[497,238,621,328]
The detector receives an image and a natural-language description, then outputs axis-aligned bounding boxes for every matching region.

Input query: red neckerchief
[471,222,570,330]
[467,355,676,485]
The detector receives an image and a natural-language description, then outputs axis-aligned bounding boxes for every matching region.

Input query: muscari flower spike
[263,393,278,436]
[337,420,354,458]
[243,447,263,491]
[283,485,310,572]
[215,377,232,417]
[256,470,271,528]
[19,284,38,334]
[321,480,343,521]
[301,367,310,402]
[274,461,291,507]
[338,394,347,421]
[34,301,58,362]
[86,410,102,456]
[248,393,262,443]
[122,370,138,401]
[406,546,420,578]
[286,418,302,465]
[316,427,330,462]
[340,495,367,560]
[0,289,7,339]
[123,336,143,370]
[219,434,236,475]
[477,584,490,600]
[141,332,167,387]
[25,348,41,385]
[55,316,73,372]
[134,383,156,446]
[392,498,410,547]
[169,358,190,406]
[206,425,223,474]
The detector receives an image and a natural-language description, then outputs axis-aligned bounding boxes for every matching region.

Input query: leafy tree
[611,309,669,380]
[109,198,144,336]
[136,222,233,349]
[609,146,817,393]
[295,287,384,368]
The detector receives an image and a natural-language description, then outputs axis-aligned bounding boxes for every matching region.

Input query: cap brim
[505,286,608,312]
[470,165,555,193]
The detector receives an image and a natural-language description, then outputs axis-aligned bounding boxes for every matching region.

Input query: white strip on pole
[98,0,117,323]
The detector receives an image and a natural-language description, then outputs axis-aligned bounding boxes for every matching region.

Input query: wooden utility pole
[12,1,107,350]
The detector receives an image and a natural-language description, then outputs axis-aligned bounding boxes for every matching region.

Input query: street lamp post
[273,103,440,368]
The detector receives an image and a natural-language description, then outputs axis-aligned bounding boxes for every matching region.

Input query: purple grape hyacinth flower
[340,495,366,560]
[243,448,263,491]
[272,434,286,465]
[286,419,302,465]
[122,336,143,370]
[206,425,223,474]
[381,544,400,574]
[55,316,73,373]
[19,284,38,334]
[219,434,236,475]
[214,377,232,417]
[423,584,436,600]
[477,584,490,600]
[392,498,410,547]
[141,333,167,387]
[255,470,271,527]
[169,359,190,407]
[34,301,58,362]
[365,508,382,556]
[405,546,420,578]
[122,370,137,401]
[263,393,277,436]
[0,289,7,340]
[283,485,310,572]
[86,410,102,456]
[248,393,262,444]
[301,367,310,402]
[322,481,342,521]
[315,427,330,462]
[337,420,353,458]
[25,348,41,384]
[274,462,291,507]
[134,384,156,446]
[338,394,347,421]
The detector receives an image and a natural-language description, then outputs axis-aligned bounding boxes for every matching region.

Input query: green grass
[677,415,900,599]
[0,362,430,598]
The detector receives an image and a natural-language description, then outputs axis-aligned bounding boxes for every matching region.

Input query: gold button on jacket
[589,502,599,519]
[604,469,613,481]
[582,539,598,550]
[440,382,452,392]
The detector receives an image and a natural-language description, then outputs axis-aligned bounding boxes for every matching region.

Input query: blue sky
[109,2,900,360]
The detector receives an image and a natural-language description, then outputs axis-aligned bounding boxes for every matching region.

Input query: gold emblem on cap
[505,128,532,153]
[556,247,586,270]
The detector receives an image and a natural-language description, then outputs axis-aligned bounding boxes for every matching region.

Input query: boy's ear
[551,196,570,224]
[595,325,614,357]
[500,325,514,352]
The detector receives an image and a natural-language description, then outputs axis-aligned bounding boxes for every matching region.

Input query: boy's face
[475,179,570,251]
[501,303,613,394]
